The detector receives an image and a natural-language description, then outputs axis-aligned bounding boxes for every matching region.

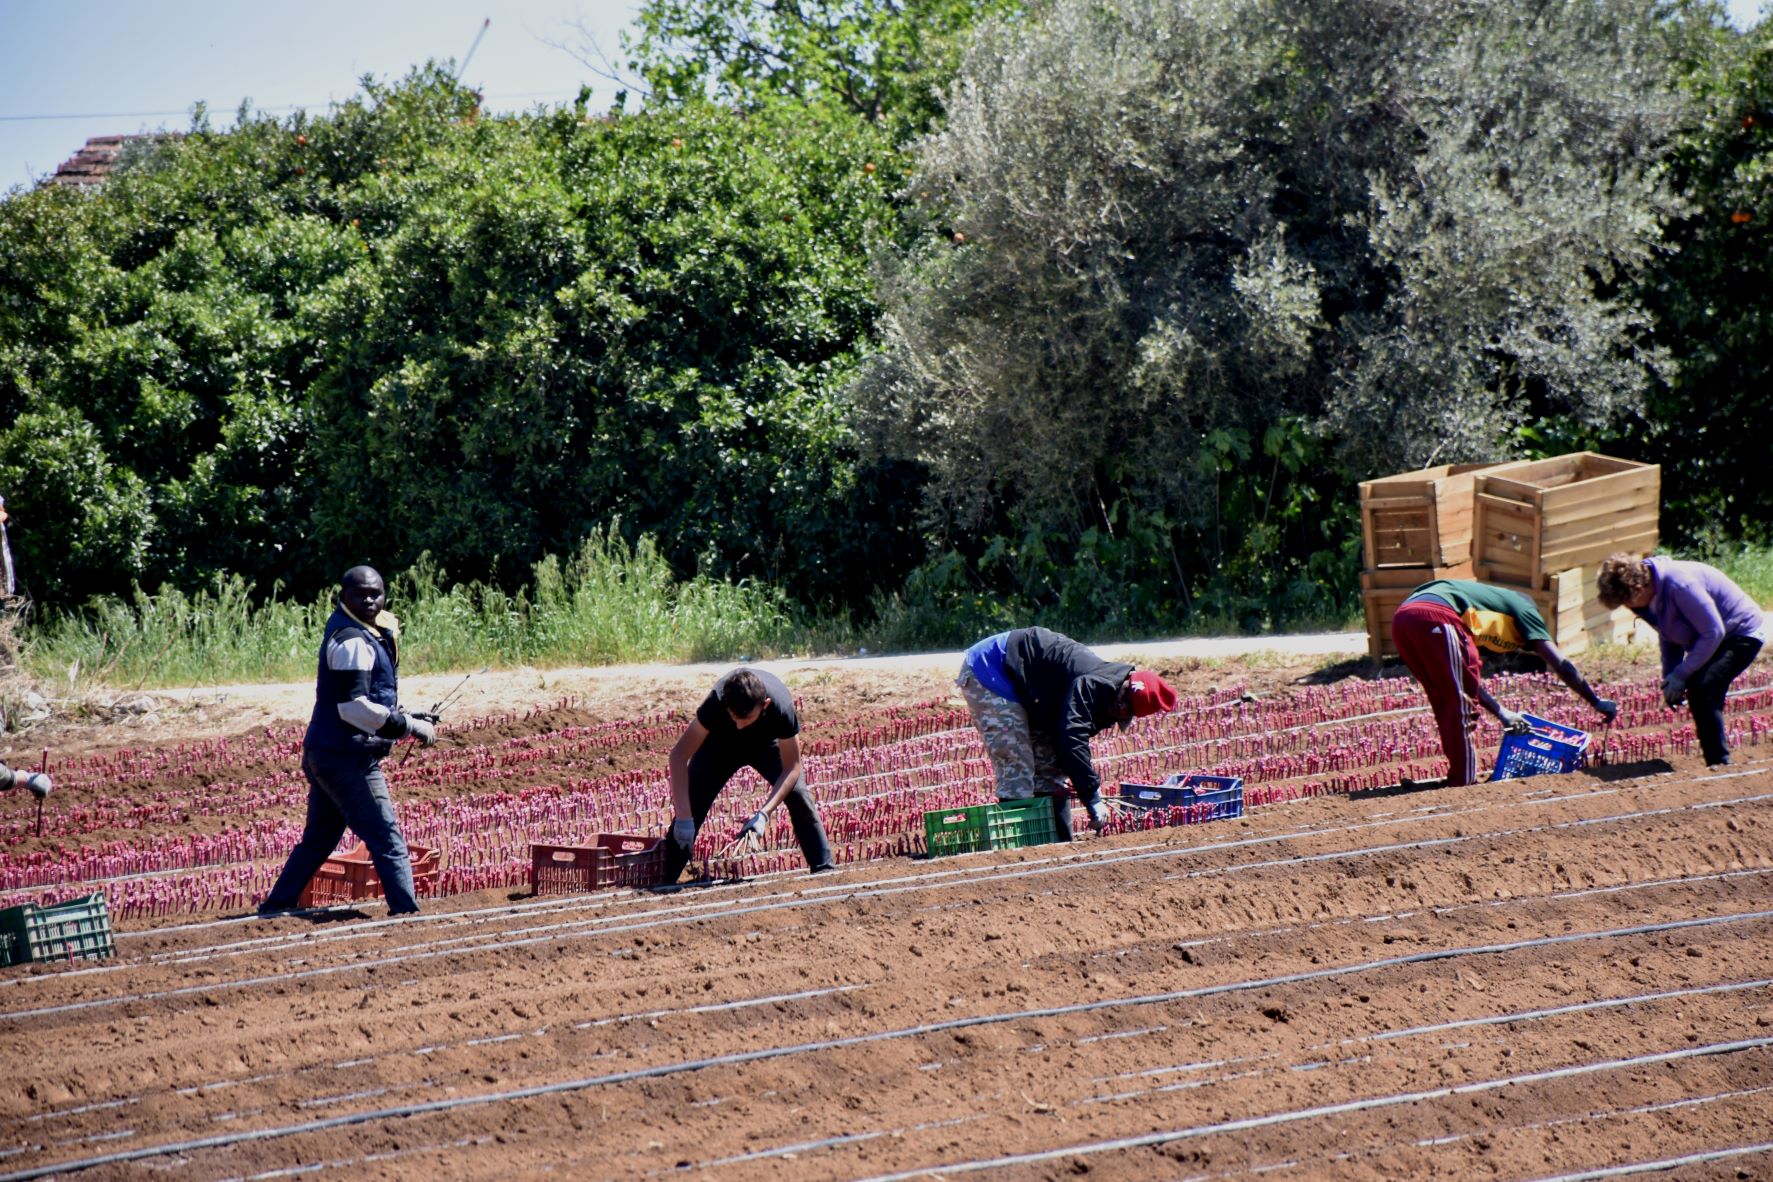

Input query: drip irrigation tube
[842,1037,1773,1182]
[6,786,1769,1021]
[1516,1142,1773,1181]
[4,910,1772,1181]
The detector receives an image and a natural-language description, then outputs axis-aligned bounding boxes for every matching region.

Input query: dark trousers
[1685,635,1762,766]
[261,747,419,913]
[661,740,835,882]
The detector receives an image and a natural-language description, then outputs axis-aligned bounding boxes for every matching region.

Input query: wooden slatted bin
[1360,563,1474,661]
[1473,454,1659,590]
[1360,463,1513,570]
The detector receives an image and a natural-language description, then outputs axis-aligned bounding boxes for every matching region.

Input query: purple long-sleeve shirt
[1640,557,1766,684]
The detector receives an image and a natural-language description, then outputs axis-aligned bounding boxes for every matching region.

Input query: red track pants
[1392,599,1485,787]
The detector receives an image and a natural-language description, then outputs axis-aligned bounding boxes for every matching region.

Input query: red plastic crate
[530,843,600,896]
[528,835,665,895]
[592,834,665,890]
[298,843,439,907]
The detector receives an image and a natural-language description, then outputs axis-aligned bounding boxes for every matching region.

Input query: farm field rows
[2,661,1771,1180]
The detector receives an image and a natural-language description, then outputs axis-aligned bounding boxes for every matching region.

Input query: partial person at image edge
[1596,553,1765,767]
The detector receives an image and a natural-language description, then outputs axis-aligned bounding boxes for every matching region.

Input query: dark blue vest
[305,607,400,755]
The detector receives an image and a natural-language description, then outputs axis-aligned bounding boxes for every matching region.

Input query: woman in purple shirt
[1597,553,1766,766]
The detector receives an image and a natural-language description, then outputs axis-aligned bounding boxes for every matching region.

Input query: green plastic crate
[0,893,115,967]
[923,797,1060,857]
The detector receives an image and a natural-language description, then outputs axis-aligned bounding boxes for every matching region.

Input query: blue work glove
[670,816,697,847]
[9,770,50,798]
[1662,674,1687,709]
[1497,708,1532,736]
[737,811,768,841]
[404,715,437,746]
[1594,698,1619,724]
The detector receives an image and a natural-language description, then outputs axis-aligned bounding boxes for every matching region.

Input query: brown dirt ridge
[3,640,1772,1181]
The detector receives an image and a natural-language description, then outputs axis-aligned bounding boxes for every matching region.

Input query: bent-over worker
[957,627,1177,837]
[259,566,435,915]
[1392,578,1617,786]
[1596,553,1764,767]
[661,667,835,883]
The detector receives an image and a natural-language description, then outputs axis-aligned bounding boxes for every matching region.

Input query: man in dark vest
[259,566,435,915]
[660,667,835,883]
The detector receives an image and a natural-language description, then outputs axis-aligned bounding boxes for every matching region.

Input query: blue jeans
[260,747,419,913]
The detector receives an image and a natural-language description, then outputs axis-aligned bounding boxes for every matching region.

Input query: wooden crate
[1365,566,1642,662]
[1472,453,1659,589]
[1360,463,1515,570]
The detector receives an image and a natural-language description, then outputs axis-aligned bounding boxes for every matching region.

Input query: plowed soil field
[3,653,1771,1181]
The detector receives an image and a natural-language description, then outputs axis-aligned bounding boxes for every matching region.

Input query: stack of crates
[0,892,115,967]
[1359,463,1506,661]
[1471,453,1659,656]
[923,797,1060,858]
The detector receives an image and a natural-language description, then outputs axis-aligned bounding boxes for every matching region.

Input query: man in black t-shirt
[660,667,836,883]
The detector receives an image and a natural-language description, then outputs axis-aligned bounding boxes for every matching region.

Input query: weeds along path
[1,753,1770,1181]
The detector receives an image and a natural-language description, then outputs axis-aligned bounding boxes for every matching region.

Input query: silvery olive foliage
[856,0,1689,542]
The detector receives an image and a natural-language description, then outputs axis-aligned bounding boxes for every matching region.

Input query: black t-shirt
[694,668,799,746]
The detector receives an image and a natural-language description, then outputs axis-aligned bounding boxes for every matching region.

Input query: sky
[0,0,643,192]
[0,0,1768,193]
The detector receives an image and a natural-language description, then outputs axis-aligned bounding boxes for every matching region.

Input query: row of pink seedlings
[6,673,1765,907]
[3,669,1770,917]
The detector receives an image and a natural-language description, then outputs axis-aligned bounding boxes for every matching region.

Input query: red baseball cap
[1126,670,1177,717]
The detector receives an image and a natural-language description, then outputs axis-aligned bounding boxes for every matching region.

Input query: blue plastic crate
[1114,773,1244,822]
[1490,713,1590,781]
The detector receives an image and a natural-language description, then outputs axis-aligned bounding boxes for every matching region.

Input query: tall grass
[24,528,795,691]
[1706,543,1773,605]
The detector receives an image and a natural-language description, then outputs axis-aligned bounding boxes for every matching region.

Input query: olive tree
[854,0,1688,619]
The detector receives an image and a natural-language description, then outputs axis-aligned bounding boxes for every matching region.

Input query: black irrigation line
[5,907,1773,1181]
[23,868,1765,1137]
[18,763,1730,989]
[6,785,1770,1024]
[843,1036,1773,1182]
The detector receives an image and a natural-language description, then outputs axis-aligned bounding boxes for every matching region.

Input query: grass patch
[1707,542,1773,605]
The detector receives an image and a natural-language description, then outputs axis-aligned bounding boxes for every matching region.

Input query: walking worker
[1596,553,1765,766]
[957,627,1178,837]
[0,759,50,799]
[259,566,435,915]
[661,667,835,883]
[1392,578,1617,786]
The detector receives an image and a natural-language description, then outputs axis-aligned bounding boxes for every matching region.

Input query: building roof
[45,133,179,188]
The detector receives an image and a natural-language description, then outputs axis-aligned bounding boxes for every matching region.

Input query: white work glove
[11,770,50,798]
[738,811,768,841]
[404,715,437,746]
[1085,798,1111,833]
[671,816,697,847]
[1497,708,1532,736]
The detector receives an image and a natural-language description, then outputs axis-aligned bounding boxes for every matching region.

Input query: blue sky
[1,0,1768,193]
[0,0,642,192]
